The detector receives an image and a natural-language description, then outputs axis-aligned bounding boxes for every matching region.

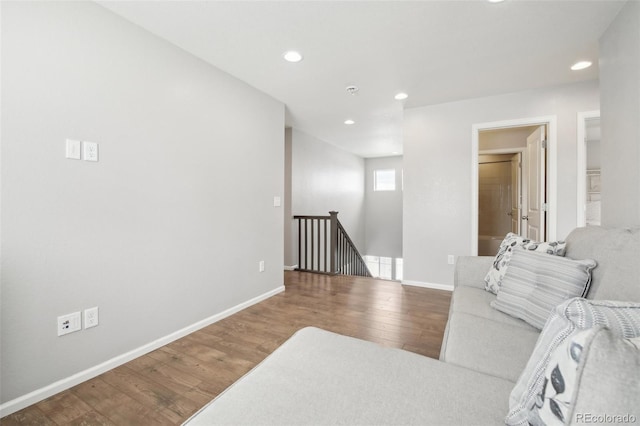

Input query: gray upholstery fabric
[451,286,534,329]
[569,328,640,425]
[453,255,494,289]
[441,312,539,382]
[184,327,514,426]
[564,226,640,302]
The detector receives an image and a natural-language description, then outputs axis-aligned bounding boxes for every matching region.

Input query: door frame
[471,116,557,255]
[576,110,600,227]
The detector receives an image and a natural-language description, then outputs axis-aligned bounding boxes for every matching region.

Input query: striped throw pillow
[484,233,566,295]
[491,248,596,330]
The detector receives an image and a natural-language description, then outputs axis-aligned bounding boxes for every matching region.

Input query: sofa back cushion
[564,226,640,302]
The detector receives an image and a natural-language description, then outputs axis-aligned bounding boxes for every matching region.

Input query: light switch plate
[273,196,281,207]
[83,141,98,162]
[65,139,81,160]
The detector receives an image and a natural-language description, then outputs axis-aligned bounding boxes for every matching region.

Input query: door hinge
[542,139,547,149]
[542,203,549,211]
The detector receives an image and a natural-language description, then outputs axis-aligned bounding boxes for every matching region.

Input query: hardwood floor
[2,271,452,425]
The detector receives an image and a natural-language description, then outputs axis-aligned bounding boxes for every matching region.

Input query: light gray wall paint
[1,1,284,404]
[364,156,403,258]
[290,129,365,253]
[403,81,599,286]
[599,0,640,227]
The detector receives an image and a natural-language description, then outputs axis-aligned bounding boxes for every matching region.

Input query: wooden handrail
[293,211,372,277]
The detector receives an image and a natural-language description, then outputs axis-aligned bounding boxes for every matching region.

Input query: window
[374,169,396,191]
[365,255,403,281]
[395,258,403,281]
[378,257,393,280]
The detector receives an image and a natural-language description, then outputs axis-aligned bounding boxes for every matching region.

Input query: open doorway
[472,116,557,255]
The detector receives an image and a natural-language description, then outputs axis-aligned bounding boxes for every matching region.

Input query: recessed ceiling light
[283,51,303,63]
[488,0,506,3]
[344,119,355,125]
[394,92,409,100]
[571,61,592,71]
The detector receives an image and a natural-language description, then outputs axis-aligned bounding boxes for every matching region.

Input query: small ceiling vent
[345,85,359,95]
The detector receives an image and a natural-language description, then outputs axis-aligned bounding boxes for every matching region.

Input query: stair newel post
[329,211,339,275]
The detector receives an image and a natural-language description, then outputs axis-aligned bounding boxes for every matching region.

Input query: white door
[524,126,546,241]
[510,153,521,234]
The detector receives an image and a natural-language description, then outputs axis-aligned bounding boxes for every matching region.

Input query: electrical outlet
[57,312,81,336]
[448,255,455,265]
[259,260,265,272]
[83,141,98,162]
[84,307,99,329]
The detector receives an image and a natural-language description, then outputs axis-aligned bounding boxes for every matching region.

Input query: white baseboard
[283,264,298,271]
[401,280,454,292]
[0,285,285,418]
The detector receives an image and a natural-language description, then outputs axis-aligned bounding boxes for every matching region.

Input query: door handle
[522,215,529,220]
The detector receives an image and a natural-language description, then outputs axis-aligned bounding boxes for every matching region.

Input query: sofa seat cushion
[184,327,514,426]
[441,312,540,382]
[451,286,537,329]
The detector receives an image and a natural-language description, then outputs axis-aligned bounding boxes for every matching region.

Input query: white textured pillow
[491,248,596,330]
[529,326,640,425]
[506,298,640,426]
[527,327,603,425]
[484,233,566,294]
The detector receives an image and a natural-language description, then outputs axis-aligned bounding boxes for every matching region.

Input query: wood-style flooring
[2,271,452,425]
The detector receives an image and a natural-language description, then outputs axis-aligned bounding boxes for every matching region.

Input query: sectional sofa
[184,226,640,425]
[441,226,640,383]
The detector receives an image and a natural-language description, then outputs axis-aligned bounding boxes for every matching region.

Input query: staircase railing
[293,211,372,277]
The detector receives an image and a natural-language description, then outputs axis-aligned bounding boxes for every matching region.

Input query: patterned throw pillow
[484,233,567,294]
[506,298,640,426]
[529,327,640,426]
[527,327,602,425]
[491,248,596,329]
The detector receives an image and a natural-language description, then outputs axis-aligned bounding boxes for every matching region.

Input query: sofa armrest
[454,256,494,289]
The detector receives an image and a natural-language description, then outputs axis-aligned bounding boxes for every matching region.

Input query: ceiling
[98,0,625,158]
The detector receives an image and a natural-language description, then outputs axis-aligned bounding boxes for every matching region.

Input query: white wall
[289,129,366,256]
[364,156,403,258]
[403,81,599,287]
[284,128,295,267]
[599,0,640,227]
[1,1,284,409]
